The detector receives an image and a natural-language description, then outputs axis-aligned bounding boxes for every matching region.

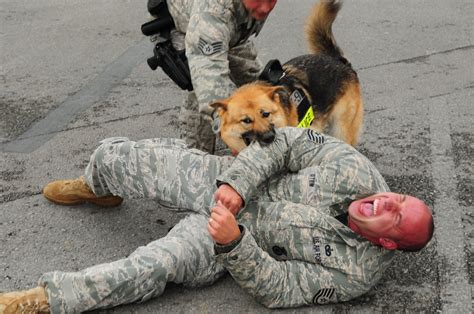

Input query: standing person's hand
[207,201,240,245]
[214,184,243,216]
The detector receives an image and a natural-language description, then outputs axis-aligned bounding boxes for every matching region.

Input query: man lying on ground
[0,127,434,313]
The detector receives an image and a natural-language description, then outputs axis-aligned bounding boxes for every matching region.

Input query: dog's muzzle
[242,125,276,146]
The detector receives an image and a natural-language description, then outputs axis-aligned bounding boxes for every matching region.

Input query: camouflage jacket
[215,127,395,307]
[166,0,265,115]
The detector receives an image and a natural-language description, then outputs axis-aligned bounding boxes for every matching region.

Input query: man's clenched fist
[207,201,240,245]
[214,184,243,216]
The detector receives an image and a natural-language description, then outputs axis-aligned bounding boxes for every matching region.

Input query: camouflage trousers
[38,137,234,313]
[178,40,262,153]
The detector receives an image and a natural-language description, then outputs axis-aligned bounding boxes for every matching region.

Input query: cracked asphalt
[1,0,472,312]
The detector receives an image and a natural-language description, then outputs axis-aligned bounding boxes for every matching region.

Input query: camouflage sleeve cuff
[215,129,305,203]
[215,175,253,206]
[214,225,245,254]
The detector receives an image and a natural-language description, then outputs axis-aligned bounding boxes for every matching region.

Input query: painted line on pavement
[429,95,472,312]
[0,38,151,154]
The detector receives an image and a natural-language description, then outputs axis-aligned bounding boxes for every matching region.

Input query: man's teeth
[373,199,379,215]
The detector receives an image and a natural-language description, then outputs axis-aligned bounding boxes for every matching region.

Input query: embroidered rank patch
[198,38,223,56]
[312,237,321,263]
[306,129,324,144]
[313,288,337,305]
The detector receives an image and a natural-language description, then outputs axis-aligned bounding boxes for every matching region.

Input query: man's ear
[379,238,398,250]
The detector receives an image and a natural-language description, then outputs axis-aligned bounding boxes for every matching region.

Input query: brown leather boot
[0,286,50,313]
[43,176,123,207]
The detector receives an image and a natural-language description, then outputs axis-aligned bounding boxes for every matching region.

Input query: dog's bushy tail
[305,0,346,61]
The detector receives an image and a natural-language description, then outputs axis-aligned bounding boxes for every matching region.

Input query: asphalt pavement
[1,0,472,312]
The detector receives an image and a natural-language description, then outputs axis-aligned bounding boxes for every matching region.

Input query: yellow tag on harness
[297,106,315,128]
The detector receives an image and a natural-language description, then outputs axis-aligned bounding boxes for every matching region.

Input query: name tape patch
[308,173,316,188]
[312,237,321,263]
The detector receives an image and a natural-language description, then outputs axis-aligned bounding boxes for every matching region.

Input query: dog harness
[259,59,314,128]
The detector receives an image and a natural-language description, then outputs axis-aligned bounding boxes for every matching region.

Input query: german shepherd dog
[210,0,363,154]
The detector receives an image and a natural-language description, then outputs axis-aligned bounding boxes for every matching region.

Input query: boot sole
[44,194,123,207]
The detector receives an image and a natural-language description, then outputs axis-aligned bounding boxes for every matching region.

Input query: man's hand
[207,201,241,245]
[214,184,243,216]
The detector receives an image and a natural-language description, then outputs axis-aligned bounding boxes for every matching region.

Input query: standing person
[0,128,434,312]
[147,0,277,153]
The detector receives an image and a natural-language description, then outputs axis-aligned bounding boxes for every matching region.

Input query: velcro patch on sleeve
[313,288,337,304]
[198,37,223,56]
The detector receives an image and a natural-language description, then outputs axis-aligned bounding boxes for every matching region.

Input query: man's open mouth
[359,199,380,217]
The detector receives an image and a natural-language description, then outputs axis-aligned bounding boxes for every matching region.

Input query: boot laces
[64,176,92,193]
[18,298,50,313]
[1,288,50,313]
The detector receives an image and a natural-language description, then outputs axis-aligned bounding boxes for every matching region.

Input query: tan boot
[0,286,50,313]
[43,176,123,207]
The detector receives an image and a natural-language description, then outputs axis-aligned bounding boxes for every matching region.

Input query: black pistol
[141,0,193,91]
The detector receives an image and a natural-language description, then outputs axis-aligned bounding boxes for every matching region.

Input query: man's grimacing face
[242,0,277,20]
[348,192,432,250]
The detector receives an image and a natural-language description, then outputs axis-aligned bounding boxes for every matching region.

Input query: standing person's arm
[185,1,238,115]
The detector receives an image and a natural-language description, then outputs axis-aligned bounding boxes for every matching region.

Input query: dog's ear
[210,100,228,114]
[269,86,291,108]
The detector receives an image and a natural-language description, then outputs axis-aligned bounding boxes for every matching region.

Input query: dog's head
[211,82,297,153]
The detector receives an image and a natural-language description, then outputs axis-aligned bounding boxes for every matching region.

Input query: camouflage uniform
[39,128,394,312]
[166,0,265,152]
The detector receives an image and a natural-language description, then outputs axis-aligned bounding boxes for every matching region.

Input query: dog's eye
[241,117,252,124]
[261,111,270,118]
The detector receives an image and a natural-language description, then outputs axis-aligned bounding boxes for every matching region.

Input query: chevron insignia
[313,288,336,304]
[306,129,324,144]
[198,38,223,56]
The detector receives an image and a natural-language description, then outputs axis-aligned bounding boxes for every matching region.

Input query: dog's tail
[305,0,346,62]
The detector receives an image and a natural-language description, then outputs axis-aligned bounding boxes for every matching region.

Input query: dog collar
[290,89,314,128]
[259,59,314,128]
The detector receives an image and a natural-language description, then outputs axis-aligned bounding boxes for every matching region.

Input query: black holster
[149,41,193,91]
[141,0,193,91]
